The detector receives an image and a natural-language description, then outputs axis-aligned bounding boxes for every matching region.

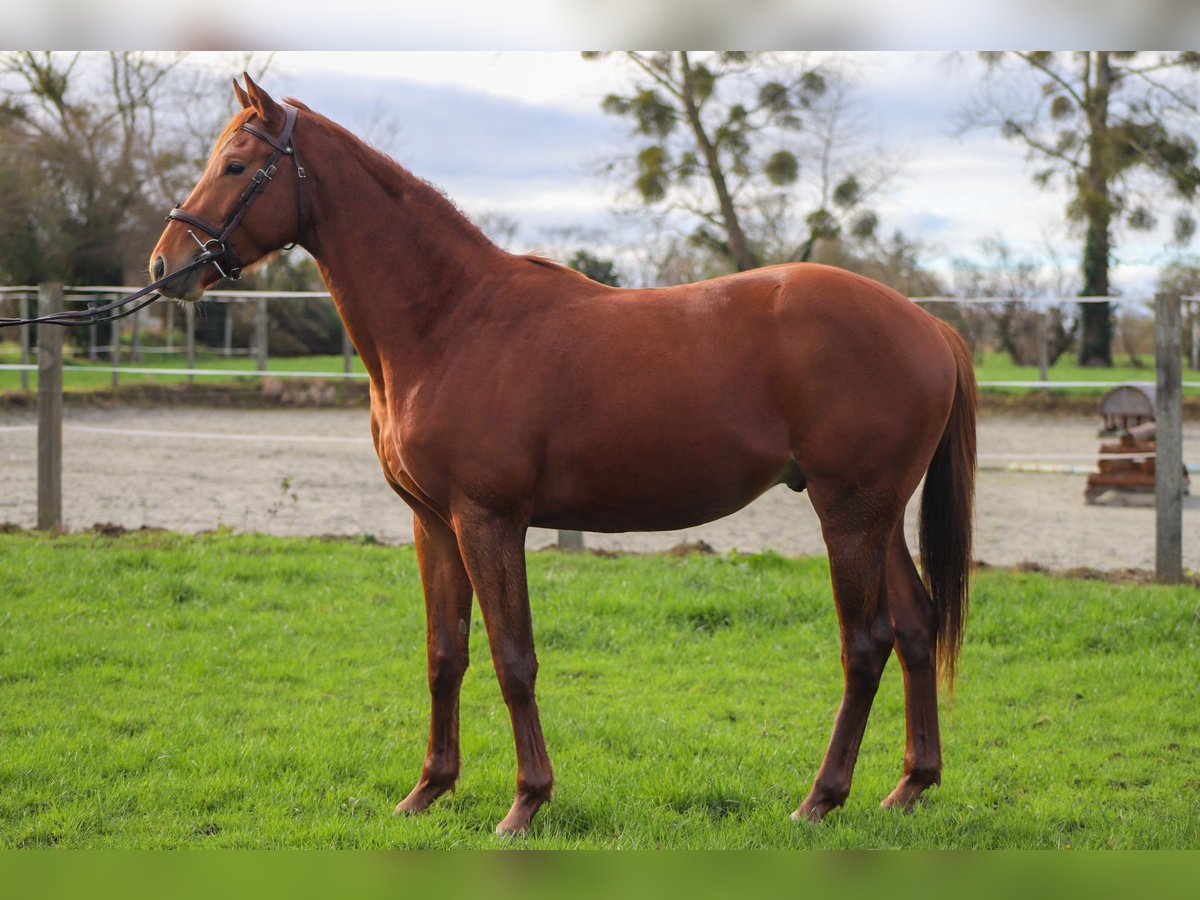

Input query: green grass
[1,530,1197,848]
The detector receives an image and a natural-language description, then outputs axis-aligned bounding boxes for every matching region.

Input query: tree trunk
[678,52,759,272]
[1079,51,1114,367]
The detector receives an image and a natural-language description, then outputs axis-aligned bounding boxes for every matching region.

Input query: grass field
[1,529,1197,848]
[0,344,1185,396]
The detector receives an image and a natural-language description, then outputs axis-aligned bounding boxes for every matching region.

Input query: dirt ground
[1,406,1197,571]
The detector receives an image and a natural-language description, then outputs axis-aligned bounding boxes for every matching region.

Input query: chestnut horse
[150,76,976,835]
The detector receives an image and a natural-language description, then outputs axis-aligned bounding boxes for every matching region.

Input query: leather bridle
[166,102,309,281]
[1,103,310,330]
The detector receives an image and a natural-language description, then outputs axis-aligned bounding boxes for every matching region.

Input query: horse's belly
[532,501,755,534]
[529,449,791,533]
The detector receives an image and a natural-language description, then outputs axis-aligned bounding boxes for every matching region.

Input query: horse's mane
[291,99,498,252]
[280,99,608,284]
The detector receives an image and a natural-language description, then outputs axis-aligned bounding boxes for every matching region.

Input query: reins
[0,253,215,329]
[0,103,307,330]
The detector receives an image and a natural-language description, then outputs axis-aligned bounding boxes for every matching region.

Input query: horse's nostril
[153,256,166,281]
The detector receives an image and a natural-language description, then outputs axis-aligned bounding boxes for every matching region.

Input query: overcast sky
[223,50,1198,296]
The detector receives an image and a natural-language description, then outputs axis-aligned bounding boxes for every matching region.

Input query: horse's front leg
[396,511,474,815]
[453,505,553,835]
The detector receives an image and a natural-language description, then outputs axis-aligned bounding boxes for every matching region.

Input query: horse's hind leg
[396,511,474,815]
[794,486,898,822]
[881,528,942,810]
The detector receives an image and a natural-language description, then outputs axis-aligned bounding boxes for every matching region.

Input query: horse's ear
[233,78,251,109]
[242,71,283,127]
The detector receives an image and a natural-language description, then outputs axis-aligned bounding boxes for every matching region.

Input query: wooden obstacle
[1085,420,1189,505]
[1098,383,1155,435]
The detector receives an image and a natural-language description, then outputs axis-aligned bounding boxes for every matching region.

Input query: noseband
[166,103,309,280]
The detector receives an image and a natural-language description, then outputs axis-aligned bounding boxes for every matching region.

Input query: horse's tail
[919,319,978,692]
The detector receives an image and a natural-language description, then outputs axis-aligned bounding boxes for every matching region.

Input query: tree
[951,237,1078,367]
[232,253,342,356]
[0,51,273,287]
[585,51,881,273]
[0,52,188,286]
[473,211,522,249]
[567,249,622,286]
[812,230,945,299]
[972,51,1200,366]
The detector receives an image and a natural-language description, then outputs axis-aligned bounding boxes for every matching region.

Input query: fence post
[223,304,234,357]
[557,530,584,552]
[1191,301,1198,372]
[342,321,354,374]
[131,307,142,363]
[37,283,64,532]
[1155,291,1183,584]
[19,293,30,393]
[185,304,196,386]
[110,314,122,390]
[166,303,175,353]
[1037,303,1050,392]
[256,297,269,371]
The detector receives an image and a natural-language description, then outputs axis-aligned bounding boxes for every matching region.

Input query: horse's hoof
[495,815,533,836]
[882,774,938,811]
[395,781,452,816]
[791,795,840,823]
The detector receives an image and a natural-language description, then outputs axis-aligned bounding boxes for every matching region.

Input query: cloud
[283,66,620,183]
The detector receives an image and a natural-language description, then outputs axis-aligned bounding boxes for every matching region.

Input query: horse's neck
[300,129,505,385]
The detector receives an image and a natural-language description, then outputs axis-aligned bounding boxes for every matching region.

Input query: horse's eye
[224,162,246,176]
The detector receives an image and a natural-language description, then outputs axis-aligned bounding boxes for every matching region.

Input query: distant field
[1,530,1196,848]
[972,352,1167,392]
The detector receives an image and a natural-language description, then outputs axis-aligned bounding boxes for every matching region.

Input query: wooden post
[166,303,175,352]
[131,307,142,363]
[185,304,196,386]
[256,297,269,371]
[88,318,98,362]
[1037,304,1050,392]
[110,315,121,389]
[557,530,584,552]
[342,320,354,373]
[1155,291,1183,584]
[223,304,234,358]
[37,283,64,532]
[1191,301,1198,372]
[19,293,31,393]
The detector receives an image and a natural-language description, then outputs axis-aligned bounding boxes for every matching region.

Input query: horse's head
[150,74,308,301]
